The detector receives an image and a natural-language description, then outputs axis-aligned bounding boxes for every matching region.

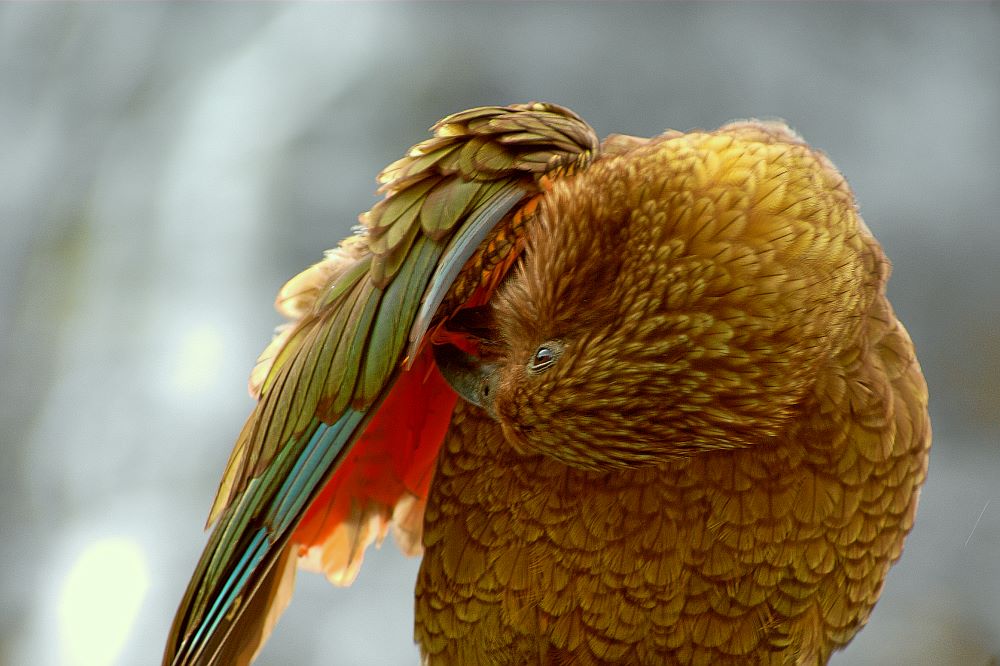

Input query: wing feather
[420,176,483,239]
[165,102,599,666]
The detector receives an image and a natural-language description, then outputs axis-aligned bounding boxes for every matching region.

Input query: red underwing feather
[292,347,457,584]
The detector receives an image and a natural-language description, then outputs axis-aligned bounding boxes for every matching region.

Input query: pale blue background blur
[2,3,998,665]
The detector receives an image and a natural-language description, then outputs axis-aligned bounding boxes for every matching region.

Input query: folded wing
[163,103,599,666]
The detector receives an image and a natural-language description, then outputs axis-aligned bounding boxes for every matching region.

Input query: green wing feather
[163,102,598,666]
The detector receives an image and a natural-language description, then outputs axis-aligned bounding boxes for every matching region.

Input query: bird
[163,102,930,665]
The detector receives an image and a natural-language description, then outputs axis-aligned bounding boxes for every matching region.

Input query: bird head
[438,123,884,471]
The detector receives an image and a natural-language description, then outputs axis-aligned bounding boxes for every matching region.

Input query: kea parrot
[164,103,930,665]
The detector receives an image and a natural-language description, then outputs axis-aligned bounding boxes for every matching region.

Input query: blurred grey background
[2,3,998,665]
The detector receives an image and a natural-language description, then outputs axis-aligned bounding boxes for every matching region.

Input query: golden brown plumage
[164,105,929,666]
[416,121,930,663]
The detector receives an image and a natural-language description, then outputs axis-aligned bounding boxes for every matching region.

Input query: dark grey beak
[433,343,500,418]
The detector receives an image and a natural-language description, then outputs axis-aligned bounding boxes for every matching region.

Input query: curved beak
[432,343,500,419]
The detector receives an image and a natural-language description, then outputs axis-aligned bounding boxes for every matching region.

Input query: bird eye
[528,343,560,373]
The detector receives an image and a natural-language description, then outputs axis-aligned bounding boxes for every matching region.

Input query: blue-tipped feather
[190,527,269,652]
[268,411,365,533]
[267,420,329,527]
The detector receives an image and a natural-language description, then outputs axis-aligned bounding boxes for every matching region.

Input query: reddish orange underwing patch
[292,347,457,553]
